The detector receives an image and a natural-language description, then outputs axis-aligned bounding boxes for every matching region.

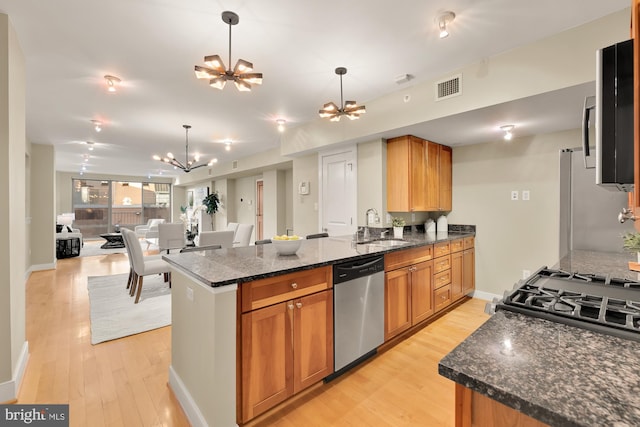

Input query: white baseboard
[30,262,56,272]
[471,289,502,302]
[0,341,29,403]
[169,365,232,427]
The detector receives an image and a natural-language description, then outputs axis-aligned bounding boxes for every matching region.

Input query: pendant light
[194,11,263,92]
[153,125,216,173]
[319,67,366,122]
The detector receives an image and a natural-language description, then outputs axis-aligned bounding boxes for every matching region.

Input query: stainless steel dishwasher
[330,255,385,378]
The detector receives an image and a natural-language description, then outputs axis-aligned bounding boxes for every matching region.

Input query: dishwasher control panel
[333,256,385,285]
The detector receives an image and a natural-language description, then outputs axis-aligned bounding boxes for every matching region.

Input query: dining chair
[306,232,329,239]
[122,229,172,303]
[233,224,254,247]
[226,222,239,238]
[158,223,186,254]
[180,244,222,253]
[197,230,234,248]
[121,228,161,291]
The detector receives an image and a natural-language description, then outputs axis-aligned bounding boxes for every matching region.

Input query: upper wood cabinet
[386,135,452,212]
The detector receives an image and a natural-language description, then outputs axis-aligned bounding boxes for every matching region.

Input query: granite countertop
[163,230,474,287]
[439,249,640,427]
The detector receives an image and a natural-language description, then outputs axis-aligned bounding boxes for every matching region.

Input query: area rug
[79,241,128,257]
[87,273,171,344]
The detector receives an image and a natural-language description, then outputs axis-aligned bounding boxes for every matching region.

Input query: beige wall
[292,153,319,237]
[0,13,27,399]
[447,129,583,298]
[30,144,55,267]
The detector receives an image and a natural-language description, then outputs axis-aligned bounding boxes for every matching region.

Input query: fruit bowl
[272,236,302,255]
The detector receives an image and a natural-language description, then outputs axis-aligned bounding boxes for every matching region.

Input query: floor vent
[232,160,238,170]
[435,74,462,101]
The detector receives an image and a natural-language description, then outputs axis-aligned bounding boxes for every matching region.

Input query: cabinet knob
[288,303,294,310]
[296,302,302,309]
[291,282,298,289]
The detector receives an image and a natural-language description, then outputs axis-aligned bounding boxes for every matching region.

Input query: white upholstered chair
[134,218,166,239]
[122,229,171,303]
[197,230,234,248]
[233,224,254,247]
[226,222,239,237]
[158,223,186,254]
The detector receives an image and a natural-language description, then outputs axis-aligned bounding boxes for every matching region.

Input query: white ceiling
[0,0,630,178]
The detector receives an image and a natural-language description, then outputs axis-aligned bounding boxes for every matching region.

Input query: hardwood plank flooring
[19,241,489,426]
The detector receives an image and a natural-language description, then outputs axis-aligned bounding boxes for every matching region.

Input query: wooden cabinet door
[385,268,412,341]
[411,260,434,324]
[422,140,440,211]
[293,290,334,393]
[410,137,428,211]
[241,301,294,422]
[450,251,463,301]
[462,248,475,295]
[439,144,452,211]
[386,136,411,212]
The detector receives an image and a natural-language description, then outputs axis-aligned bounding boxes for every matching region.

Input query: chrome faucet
[364,208,379,241]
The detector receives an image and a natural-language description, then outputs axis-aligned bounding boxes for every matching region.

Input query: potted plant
[392,217,406,239]
[202,192,220,229]
[623,232,640,262]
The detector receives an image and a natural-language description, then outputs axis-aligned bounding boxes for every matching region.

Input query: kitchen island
[439,250,640,427]
[163,230,474,427]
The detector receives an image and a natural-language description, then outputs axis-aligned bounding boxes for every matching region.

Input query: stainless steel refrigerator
[559,147,634,257]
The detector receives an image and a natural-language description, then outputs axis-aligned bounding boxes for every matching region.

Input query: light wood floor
[19,243,490,426]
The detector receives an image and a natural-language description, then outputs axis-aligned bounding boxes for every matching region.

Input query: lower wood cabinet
[385,260,434,341]
[451,237,475,300]
[239,267,333,423]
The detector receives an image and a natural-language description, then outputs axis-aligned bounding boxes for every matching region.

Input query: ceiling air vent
[232,160,239,170]
[435,74,462,101]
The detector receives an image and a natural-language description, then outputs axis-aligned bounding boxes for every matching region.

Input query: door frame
[317,145,358,235]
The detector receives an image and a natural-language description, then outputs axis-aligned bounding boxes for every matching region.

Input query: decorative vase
[393,226,403,239]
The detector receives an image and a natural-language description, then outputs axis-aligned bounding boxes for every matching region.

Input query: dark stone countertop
[163,231,474,287]
[439,249,640,427]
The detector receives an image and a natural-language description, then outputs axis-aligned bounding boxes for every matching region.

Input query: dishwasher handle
[333,256,385,285]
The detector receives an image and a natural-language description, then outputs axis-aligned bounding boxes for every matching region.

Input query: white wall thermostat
[298,181,310,195]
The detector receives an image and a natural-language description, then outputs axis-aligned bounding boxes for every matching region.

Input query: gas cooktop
[488,266,640,342]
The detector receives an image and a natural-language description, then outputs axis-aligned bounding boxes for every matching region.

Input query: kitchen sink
[358,239,411,248]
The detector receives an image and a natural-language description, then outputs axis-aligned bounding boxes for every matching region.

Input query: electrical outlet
[523,270,531,279]
[411,213,416,221]
[186,287,194,302]
[522,190,530,201]
[511,190,519,201]
[386,213,392,224]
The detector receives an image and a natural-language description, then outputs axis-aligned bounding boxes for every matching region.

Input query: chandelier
[194,11,263,92]
[153,125,215,173]
[319,67,366,121]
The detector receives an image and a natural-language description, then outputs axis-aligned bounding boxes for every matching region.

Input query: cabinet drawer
[434,285,452,312]
[434,255,451,273]
[463,236,475,250]
[450,239,464,253]
[385,245,433,271]
[241,266,332,312]
[434,269,451,289]
[434,241,451,258]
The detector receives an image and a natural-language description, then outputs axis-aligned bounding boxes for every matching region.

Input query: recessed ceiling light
[104,75,121,92]
[91,120,102,132]
[85,141,95,150]
[437,11,456,39]
[225,141,232,151]
[276,119,286,132]
[500,125,515,141]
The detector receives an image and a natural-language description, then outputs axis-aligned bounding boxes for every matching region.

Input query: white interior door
[320,147,357,236]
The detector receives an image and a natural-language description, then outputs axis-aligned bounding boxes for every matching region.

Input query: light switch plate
[522,190,530,201]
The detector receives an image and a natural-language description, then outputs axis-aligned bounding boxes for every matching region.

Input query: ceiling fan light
[152,155,161,161]
[234,59,253,73]
[318,110,332,118]
[346,113,361,120]
[344,100,357,109]
[204,55,226,72]
[195,65,214,79]
[351,105,366,115]
[209,77,227,90]
[240,73,263,85]
[234,79,251,91]
[323,102,338,112]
